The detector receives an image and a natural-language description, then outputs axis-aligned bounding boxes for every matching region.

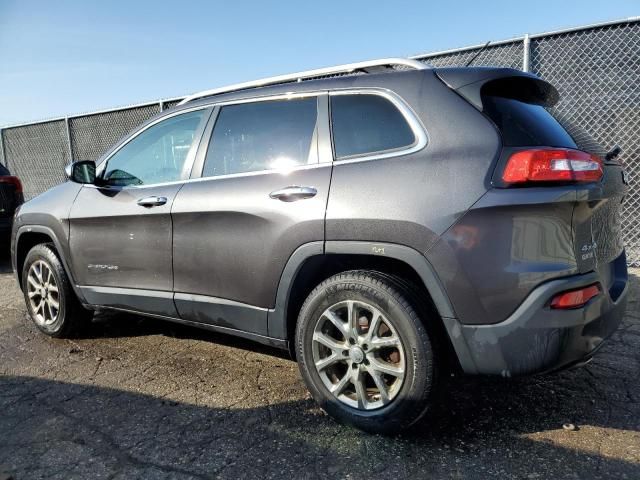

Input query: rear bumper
[454,256,628,377]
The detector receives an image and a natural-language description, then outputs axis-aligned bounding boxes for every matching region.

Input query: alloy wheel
[26,260,60,326]
[312,300,406,410]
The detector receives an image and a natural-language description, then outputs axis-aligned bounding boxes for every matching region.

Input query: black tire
[21,243,93,338]
[295,270,437,434]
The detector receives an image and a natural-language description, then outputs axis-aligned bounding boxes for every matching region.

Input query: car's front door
[69,107,211,316]
[171,93,332,336]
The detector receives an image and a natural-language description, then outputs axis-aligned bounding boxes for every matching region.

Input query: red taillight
[502,148,603,184]
[0,175,23,193]
[550,283,601,309]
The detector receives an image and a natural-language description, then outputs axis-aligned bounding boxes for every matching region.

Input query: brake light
[502,148,603,184]
[550,283,600,309]
[0,175,23,193]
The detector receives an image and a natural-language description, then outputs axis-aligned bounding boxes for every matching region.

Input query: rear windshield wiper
[605,145,622,162]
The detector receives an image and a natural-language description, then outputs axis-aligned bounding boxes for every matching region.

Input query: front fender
[13,225,87,304]
[11,181,85,302]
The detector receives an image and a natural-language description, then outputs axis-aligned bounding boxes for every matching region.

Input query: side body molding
[268,240,479,373]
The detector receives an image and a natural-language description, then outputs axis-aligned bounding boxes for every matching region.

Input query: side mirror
[65,160,96,184]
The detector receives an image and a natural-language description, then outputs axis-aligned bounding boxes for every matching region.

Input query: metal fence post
[522,34,531,72]
[0,128,6,167]
[64,117,74,163]
[159,101,164,112]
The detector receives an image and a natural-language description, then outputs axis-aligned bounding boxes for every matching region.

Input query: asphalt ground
[1,251,638,479]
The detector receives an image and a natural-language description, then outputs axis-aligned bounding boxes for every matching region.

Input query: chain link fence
[411,18,640,265]
[0,100,180,201]
[1,18,638,264]
[423,41,524,69]
[2,120,70,200]
[69,104,162,162]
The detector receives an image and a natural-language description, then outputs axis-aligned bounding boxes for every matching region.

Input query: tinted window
[203,98,317,178]
[482,96,577,148]
[104,109,207,186]
[330,94,416,159]
[0,164,9,176]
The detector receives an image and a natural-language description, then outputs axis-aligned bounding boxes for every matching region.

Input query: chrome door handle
[137,196,167,207]
[269,186,317,202]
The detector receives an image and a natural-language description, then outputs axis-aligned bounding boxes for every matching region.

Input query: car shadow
[1,374,639,479]
[88,309,291,360]
[81,272,640,442]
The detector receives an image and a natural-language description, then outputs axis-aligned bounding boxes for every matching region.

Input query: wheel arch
[14,226,86,304]
[268,241,476,372]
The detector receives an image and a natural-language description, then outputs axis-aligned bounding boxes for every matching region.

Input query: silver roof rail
[177,57,428,106]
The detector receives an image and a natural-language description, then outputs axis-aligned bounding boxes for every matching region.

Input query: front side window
[202,97,318,178]
[103,109,207,186]
[330,94,416,159]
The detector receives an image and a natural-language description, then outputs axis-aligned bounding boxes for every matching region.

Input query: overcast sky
[0,0,638,125]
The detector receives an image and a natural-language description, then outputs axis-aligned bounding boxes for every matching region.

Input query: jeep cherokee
[11,58,629,434]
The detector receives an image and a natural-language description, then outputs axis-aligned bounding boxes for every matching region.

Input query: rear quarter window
[330,94,416,159]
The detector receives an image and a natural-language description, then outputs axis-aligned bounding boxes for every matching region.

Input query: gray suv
[11,58,629,433]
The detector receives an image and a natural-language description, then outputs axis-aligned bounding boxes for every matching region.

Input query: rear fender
[267,240,479,374]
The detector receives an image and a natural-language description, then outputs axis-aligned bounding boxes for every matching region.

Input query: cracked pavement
[1,252,639,479]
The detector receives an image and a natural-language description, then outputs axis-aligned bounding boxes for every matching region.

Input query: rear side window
[203,97,318,178]
[0,164,9,176]
[330,94,416,159]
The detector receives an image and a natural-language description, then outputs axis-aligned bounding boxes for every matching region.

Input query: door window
[103,109,208,186]
[330,94,416,159]
[202,97,318,178]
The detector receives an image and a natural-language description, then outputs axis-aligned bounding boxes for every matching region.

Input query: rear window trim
[328,89,428,165]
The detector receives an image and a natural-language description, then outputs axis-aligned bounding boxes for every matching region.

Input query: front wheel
[22,243,93,337]
[295,270,437,434]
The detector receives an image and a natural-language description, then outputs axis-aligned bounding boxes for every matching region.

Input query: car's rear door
[68,107,211,316]
[171,93,332,336]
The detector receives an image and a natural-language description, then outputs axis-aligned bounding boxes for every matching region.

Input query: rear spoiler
[435,67,559,110]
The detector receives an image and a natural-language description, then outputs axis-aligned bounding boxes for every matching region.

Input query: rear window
[482,95,577,148]
[330,94,416,159]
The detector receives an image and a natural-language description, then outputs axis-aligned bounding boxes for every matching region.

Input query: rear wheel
[22,244,93,337]
[295,270,437,434]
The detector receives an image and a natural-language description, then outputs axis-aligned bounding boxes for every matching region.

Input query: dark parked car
[0,163,23,248]
[11,58,629,433]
